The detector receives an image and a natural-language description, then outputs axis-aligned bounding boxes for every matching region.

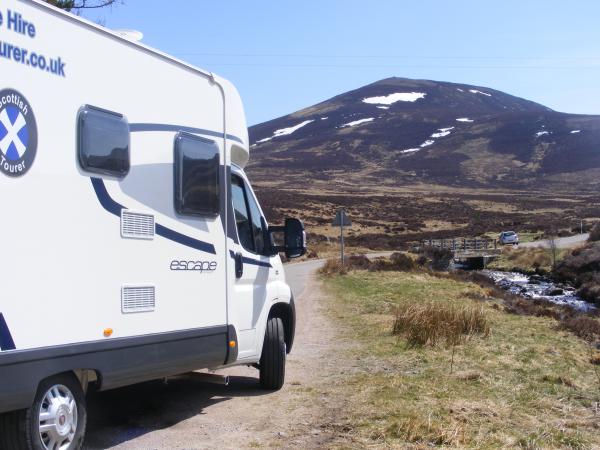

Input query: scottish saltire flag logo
[0,106,28,161]
[0,88,37,177]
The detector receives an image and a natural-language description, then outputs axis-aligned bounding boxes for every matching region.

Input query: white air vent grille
[121,210,155,240]
[122,286,155,313]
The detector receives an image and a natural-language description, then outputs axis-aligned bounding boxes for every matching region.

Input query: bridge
[421,238,502,269]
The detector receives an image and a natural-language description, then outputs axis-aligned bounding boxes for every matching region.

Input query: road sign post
[332,208,351,267]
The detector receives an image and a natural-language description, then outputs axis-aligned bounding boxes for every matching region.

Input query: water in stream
[481,270,595,312]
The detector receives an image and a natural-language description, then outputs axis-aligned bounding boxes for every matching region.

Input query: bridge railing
[422,238,497,253]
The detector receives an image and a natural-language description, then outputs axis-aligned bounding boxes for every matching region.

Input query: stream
[481,270,595,312]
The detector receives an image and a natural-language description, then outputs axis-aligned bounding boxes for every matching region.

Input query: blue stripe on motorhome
[0,313,16,351]
[156,224,216,255]
[228,250,272,268]
[90,178,216,255]
[91,177,124,217]
[129,123,244,145]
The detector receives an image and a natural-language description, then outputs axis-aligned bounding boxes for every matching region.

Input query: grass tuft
[392,301,489,347]
[317,258,347,276]
[384,413,464,446]
[541,374,577,388]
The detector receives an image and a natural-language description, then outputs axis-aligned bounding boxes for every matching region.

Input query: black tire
[259,317,286,390]
[0,409,27,450]
[0,373,87,450]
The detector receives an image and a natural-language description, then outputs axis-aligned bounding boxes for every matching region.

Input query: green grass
[323,271,600,449]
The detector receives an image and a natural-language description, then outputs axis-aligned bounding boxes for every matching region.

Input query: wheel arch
[267,297,296,354]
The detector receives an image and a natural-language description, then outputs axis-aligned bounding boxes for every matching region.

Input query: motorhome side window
[77,106,130,178]
[246,185,267,254]
[174,132,220,217]
[231,175,267,255]
[232,176,255,252]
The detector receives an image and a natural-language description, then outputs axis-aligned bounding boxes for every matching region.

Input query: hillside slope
[246,78,600,247]
[248,77,600,190]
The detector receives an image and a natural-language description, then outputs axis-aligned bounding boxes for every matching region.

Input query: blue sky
[85,0,600,125]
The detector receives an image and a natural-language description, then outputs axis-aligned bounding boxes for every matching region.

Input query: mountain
[245,78,600,248]
[248,77,600,189]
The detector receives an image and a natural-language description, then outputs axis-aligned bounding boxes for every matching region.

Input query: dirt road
[84,259,353,449]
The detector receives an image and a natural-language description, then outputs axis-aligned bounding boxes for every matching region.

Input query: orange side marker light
[103,328,113,337]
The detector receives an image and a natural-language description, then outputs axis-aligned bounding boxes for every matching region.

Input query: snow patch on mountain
[456,118,474,123]
[377,106,390,110]
[571,130,581,134]
[401,138,436,155]
[256,120,314,143]
[340,118,374,128]
[363,92,426,105]
[535,131,550,137]
[431,127,455,138]
[469,89,492,97]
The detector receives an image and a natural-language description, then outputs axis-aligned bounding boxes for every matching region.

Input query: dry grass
[317,253,415,276]
[323,271,600,449]
[318,258,347,276]
[560,316,600,342]
[393,302,489,347]
[505,247,551,271]
[384,413,465,446]
[487,245,571,274]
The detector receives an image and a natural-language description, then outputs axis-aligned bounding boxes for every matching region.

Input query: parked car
[499,231,519,245]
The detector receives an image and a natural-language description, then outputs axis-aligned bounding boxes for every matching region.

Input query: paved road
[285,259,324,298]
[520,233,589,249]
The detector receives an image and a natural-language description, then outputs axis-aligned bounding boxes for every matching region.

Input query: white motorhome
[0,1,306,448]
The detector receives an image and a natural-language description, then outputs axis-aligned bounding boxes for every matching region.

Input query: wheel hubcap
[38,384,78,450]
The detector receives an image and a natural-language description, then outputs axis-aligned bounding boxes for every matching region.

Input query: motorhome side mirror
[284,218,306,259]
[269,218,307,258]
